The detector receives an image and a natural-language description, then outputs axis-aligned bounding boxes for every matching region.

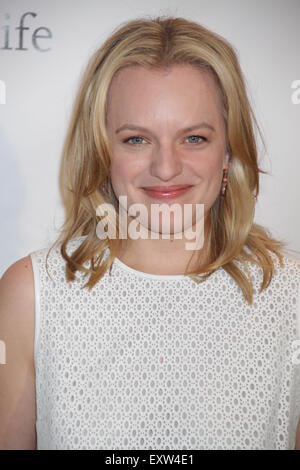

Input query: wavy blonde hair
[48,14,294,305]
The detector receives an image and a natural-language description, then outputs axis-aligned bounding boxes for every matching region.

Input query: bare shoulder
[0,255,35,360]
[1,254,34,286]
[0,255,36,449]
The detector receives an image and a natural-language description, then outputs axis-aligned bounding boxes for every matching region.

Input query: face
[106,64,228,239]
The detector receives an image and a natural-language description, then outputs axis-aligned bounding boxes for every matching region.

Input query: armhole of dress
[29,252,41,368]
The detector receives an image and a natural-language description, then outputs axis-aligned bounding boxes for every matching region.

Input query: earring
[221,165,230,197]
[100,177,109,194]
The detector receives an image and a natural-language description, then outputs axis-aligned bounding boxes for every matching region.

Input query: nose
[149,142,183,181]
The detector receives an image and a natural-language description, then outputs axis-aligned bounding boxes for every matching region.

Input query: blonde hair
[49,15,295,305]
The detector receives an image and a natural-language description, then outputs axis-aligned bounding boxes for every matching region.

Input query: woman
[0,15,300,450]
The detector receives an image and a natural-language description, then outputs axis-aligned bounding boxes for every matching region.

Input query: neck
[116,213,211,276]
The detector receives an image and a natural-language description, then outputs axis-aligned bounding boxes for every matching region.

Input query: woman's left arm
[295,418,300,450]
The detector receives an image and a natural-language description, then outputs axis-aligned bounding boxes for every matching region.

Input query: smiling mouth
[141,185,193,200]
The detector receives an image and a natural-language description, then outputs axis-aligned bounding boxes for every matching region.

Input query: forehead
[106,64,223,126]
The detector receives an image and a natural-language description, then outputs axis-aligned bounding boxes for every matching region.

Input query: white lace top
[29,236,300,450]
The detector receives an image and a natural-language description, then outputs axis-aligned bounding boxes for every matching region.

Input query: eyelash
[123,135,208,145]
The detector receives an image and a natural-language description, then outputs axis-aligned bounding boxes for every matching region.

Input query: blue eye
[123,136,146,145]
[122,135,207,145]
[187,135,207,144]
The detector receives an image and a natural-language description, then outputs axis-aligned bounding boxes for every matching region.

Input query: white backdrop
[1,0,300,276]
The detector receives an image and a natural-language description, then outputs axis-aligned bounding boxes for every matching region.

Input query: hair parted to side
[47,14,294,305]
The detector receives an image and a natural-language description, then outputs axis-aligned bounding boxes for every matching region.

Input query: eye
[123,136,146,145]
[122,134,208,146]
[186,135,207,144]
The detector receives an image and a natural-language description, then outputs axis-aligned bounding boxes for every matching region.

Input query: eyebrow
[115,122,216,134]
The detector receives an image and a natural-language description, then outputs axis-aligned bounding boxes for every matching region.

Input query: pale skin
[106,64,227,274]
[0,63,299,449]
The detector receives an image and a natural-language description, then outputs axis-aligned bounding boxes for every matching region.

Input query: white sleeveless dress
[29,236,300,450]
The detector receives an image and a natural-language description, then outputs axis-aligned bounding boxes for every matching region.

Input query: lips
[141,185,193,200]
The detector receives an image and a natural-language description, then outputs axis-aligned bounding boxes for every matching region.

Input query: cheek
[207,163,223,185]
[110,151,146,184]
[110,158,139,197]
[191,157,224,200]
[193,158,223,181]
[110,160,124,196]
[110,154,129,177]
